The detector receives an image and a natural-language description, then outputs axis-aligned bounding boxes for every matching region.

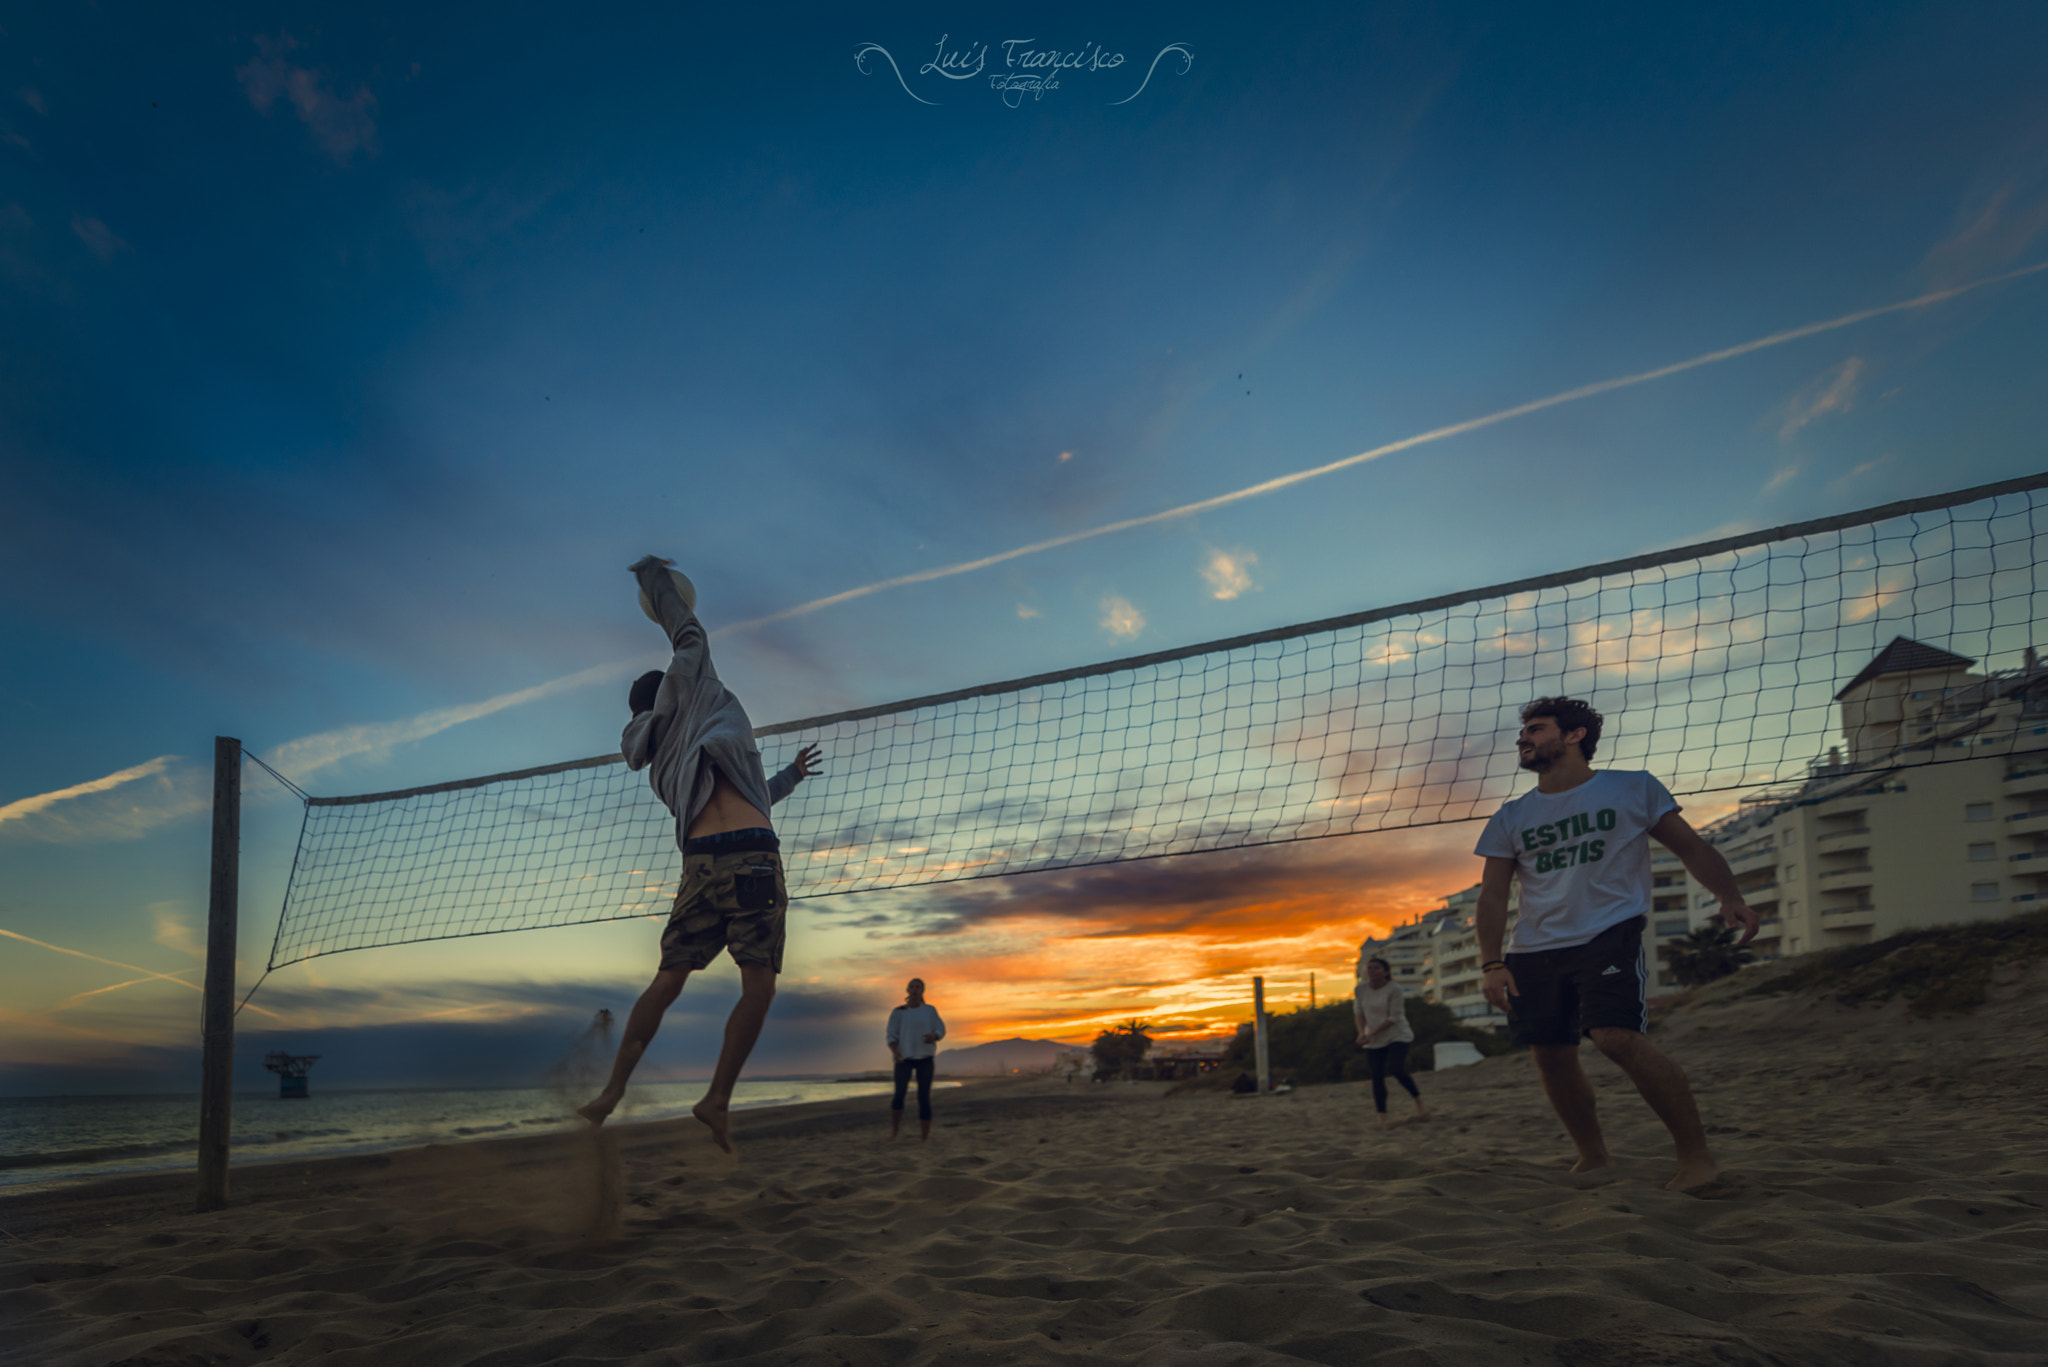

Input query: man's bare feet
[1665,1157,1723,1192]
[693,1098,732,1153]
[578,1092,621,1126]
[1568,1154,1613,1174]
[1413,1098,1430,1119]
[1376,1112,1393,1131]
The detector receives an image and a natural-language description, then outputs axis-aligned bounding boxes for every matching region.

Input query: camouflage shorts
[660,833,787,974]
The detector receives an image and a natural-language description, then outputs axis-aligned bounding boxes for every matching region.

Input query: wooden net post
[1253,976,1270,1095]
[196,737,241,1213]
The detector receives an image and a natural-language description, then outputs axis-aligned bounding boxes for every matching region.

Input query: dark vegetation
[1740,909,2048,1015]
[1218,998,1514,1086]
[1665,922,1754,987]
[1089,1019,1152,1079]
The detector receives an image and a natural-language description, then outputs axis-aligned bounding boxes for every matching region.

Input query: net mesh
[266,477,2048,967]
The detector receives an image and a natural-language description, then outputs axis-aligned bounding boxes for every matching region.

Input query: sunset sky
[4,2,2047,1094]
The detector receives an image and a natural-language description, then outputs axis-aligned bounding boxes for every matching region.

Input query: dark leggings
[892,1056,935,1120]
[1367,1041,1420,1113]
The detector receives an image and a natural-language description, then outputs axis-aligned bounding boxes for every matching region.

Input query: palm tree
[1665,923,1754,987]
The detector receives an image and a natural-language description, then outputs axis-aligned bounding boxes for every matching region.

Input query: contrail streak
[0,927,288,1022]
[712,259,2048,638]
[0,756,175,827]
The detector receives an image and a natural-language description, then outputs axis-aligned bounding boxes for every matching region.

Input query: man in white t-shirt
[1474,696,1757,1192]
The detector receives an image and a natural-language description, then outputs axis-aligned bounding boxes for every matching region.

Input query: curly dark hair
[1520,696,1603,759]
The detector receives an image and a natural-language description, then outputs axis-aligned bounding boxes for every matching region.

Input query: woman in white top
[887,978,945,1141]
[1354,957,1427,1128]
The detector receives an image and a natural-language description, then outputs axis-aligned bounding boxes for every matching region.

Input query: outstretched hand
[628,554,675,574]
[792,744,823,778]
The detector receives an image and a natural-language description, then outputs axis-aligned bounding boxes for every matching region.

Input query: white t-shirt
[1473,769,1679,952]
[887,1004,946,1060]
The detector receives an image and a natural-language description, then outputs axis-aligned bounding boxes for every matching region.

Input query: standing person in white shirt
[1354,956,1426,1129]
[1474,697,1757,1192]
[887,979,945,1141]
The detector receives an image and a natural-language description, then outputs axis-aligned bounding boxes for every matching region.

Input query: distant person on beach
[578,555,821,1150]
[1475,697,1757,1192]
[1354,956,1426,1128]
[887,978,945,1141]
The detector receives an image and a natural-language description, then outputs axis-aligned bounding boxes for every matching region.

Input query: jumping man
[579,555,821,1150]
[1475,697,1757,1192]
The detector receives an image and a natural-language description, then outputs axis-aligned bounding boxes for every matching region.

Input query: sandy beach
[6,962,2047,1367]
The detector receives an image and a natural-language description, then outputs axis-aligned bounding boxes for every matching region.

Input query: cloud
[265,655,643,784]
[236,33,378,164]
[1200,546,1258,601]
[1016,602,1041,619]
[1827,453,1896,491]
[18,88,45,115]
[0,755,177,831]
[1923,178,2048,288]
[1777,357,1864,442]
[70,215,129,263]
[151,904,205,960]
[709,261,2048,640]
[1098,594,1145,641]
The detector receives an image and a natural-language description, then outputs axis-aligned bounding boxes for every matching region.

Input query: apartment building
[1356,886,1518,1027]
[1422,637,2048,993]
[1641,637,2048,985]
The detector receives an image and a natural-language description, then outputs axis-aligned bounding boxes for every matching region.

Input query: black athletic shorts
[1503,914,1649,1047]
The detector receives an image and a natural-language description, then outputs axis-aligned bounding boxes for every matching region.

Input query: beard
[1517,742,1559,772]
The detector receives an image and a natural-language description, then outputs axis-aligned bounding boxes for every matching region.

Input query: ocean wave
[0,1139,194,1171]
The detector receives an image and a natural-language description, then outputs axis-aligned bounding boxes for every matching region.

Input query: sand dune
[5,962,2048,1366]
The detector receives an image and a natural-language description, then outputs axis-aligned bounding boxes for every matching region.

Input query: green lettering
[1535,850,1552,873]
[1521,827,1539,852]
[1538,824,1557,847]
[1596,808,1617,831]
[1588,839,1606,862]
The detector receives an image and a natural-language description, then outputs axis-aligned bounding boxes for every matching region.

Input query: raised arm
[766,744,823,805]
[630,555,703,654]
[1649,810,1760,946]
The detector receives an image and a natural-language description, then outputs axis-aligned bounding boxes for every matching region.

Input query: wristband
[1482,960,1507,972]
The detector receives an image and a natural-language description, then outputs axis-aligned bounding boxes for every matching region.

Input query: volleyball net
[264,473,2048,968]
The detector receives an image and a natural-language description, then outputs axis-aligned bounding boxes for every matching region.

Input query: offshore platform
[263,1051,321,1099]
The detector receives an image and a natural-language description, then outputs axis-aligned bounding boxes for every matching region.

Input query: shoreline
[0,1074,982,1201]
[0,1074,1059,1242]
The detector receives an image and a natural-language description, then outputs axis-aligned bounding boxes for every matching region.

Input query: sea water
[0,1078,955,1194]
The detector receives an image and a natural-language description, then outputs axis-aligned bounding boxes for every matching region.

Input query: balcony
[2004,811,2048,838]
[1820,903,1877,929]
[1726,845,1778,870]
[1816,864,1874,892]
[2005,768,2048,798]
[1815,824,1872,850]
[2014,893,2046,905]
[2007,852,2048,879]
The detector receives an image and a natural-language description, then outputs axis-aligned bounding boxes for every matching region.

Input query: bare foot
[693,1098,732,1153]
[1569,1154,1613,1174]
[1412,1099,1431,1120]
[577,1092,620,1126]
[1665,1157,1724,1192]
[1376,1112,1393,1131]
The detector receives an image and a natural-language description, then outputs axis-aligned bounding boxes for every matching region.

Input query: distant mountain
[934,1037,1075,1074]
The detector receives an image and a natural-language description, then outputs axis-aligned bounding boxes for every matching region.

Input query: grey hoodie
[621,559,805,847]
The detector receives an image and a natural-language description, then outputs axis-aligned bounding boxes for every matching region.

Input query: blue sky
[3,2,2046,1094]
